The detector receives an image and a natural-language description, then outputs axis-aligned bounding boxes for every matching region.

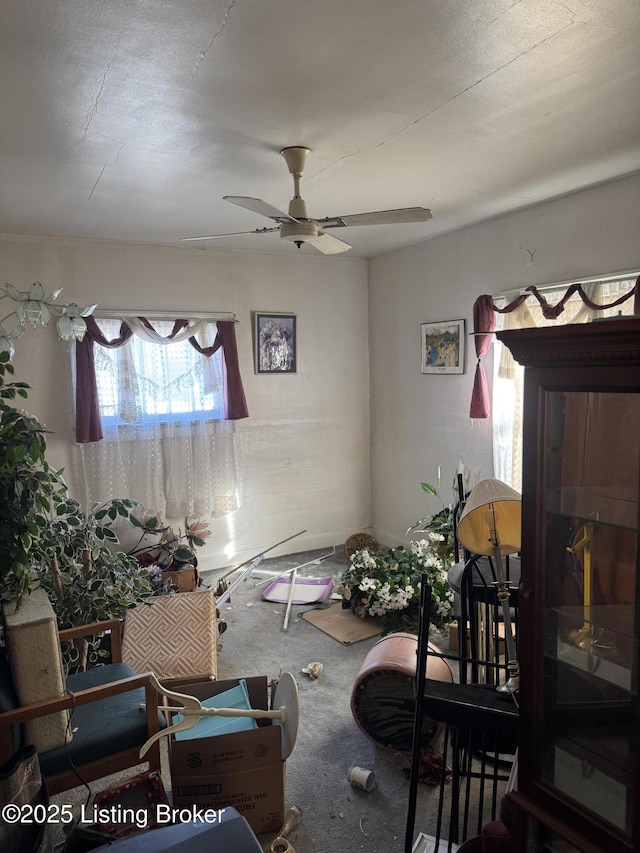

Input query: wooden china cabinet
[497,318,640,852]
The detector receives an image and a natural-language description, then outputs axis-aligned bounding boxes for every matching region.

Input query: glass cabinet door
[540,390,638,839]
[498,318,640,852]
[525,817,582,852]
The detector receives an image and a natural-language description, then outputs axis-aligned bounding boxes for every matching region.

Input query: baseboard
[370,525,409,549]
[196,528,366,573]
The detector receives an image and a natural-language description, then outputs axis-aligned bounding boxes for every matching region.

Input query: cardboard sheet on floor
[301,602,382,644]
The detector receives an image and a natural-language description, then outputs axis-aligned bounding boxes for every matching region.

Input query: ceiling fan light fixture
[280,220,318,247]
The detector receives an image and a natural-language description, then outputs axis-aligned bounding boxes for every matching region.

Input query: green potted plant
[0,351,64,604]
[405,467,462,560]
[0,353,170,667]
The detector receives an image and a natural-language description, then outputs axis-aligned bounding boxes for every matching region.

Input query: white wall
[2,172,638,567]
[1,236,370,570]
[368,172,640,547]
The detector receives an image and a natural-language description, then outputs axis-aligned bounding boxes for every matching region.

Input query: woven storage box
[3,587,71,751]
[121,589,217,681]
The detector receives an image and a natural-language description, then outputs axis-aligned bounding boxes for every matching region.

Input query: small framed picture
[421,319,466,374]
[254,312,297,374]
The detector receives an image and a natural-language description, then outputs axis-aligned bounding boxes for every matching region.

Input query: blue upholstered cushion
[38,663,164,777]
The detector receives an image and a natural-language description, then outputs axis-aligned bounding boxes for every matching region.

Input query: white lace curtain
[72,319,243,519]
[493,278,637,492]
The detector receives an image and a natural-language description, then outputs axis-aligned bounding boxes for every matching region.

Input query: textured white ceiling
[1,0,638,258]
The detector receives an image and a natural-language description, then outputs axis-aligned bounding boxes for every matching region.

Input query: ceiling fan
[181,146,433,254]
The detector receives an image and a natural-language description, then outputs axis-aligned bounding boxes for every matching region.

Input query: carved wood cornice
[497,318,640,368]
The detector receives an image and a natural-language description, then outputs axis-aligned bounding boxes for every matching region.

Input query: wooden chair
[0,618,164,795]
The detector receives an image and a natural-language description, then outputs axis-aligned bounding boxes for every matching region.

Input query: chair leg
[434,721,457,853]
[438,712,516,847]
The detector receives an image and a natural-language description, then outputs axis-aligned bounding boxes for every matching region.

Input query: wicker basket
[344,532,380,559]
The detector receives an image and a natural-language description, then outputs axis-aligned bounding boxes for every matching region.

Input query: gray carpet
[203,546,465,853]
[51,546,508,852]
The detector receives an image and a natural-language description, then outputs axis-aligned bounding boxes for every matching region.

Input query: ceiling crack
[550,2,577,24]
[88,141,125,201]
[87,163,107,201]
[82,41,120,140]
[310,17,577,181]
[483,1,525,29]
[551,1,638,31]
[191,0,237,79]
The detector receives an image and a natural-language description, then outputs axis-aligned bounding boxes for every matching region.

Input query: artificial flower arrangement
[339,537,455,634]
[130,510,211,570]
[338,466,469,634]
[107,503,211,583]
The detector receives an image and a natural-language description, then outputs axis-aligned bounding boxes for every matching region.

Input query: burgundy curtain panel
[469,295,497,419]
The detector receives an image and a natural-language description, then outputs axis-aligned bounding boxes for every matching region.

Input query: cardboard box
[169,676,285,835]
[160,565,199,592]
[448,619,506,656]
[448,619,467,653]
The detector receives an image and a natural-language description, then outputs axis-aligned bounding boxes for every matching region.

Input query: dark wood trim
[498,317,640,367]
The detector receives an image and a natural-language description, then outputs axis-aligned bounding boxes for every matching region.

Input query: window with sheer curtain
[71,316,248,520]
[492,278,638,492]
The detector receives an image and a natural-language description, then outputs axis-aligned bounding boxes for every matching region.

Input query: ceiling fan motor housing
[280,219,318,245]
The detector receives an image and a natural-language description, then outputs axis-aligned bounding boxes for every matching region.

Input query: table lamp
[456,478,522,694]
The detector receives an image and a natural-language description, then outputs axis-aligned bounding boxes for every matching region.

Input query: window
[492,278,637,491]
[93,321,225,431]
[72,317,247,520]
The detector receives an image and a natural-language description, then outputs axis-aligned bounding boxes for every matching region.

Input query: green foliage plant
[0,354,170,668]
[0,351,64,604]
[406,466,457,566]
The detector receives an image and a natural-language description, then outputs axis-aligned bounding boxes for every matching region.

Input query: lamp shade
[456,478,522,557]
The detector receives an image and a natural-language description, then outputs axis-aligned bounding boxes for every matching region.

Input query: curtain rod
[93,309,238,322]
[493,267,640,300]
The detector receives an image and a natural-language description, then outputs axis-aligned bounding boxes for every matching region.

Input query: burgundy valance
[75,316,249,442]
[470,276,640,419]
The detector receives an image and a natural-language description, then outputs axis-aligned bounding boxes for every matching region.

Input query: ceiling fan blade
[319,207,433,228]
[224,196,296,223]
[181,227,280,242]
[307,230,352,255]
